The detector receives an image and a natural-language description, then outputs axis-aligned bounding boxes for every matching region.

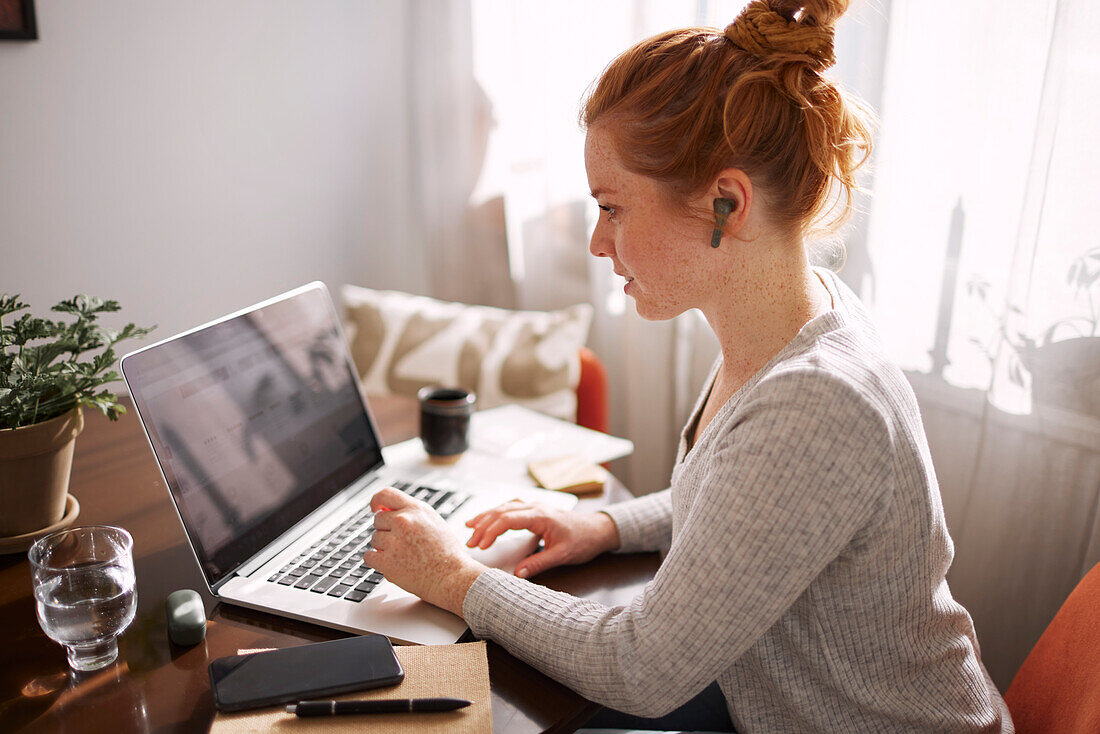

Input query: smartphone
[209,634,404,711]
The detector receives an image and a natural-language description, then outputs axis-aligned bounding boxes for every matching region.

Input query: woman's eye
[598,204,617,221]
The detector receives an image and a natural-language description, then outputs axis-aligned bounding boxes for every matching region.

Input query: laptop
[120,282,576,645]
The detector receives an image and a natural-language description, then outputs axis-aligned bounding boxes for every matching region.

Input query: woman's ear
[711,169,752,245]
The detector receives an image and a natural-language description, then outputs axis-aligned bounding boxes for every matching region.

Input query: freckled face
[585,126,712,321]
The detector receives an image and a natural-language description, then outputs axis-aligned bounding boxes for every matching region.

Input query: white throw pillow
[341,286,593,421]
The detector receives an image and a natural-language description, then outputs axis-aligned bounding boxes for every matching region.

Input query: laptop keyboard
[265,481,470,602]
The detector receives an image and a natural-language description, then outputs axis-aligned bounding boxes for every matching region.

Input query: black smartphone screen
[209,634,404,711]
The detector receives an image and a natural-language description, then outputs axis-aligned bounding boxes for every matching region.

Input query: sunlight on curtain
[1011,1,1100,418]
[865,0,1100,690]
[866,2,1053,400]
[864,0,1100,418]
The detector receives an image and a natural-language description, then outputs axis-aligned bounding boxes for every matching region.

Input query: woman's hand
[465,501,621,579]
[364,487,487,616]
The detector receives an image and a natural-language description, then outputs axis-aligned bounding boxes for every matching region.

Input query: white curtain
[863,0,1100,689]
[402,1,514,308]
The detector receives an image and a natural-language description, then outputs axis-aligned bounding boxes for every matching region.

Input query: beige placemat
[211,641,492,733]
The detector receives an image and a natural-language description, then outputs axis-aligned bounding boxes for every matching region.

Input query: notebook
[120,282,575,645]
[210,641,493,733]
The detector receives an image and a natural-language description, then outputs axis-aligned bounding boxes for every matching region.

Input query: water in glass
[35,565,136,649]
[29,526,137,672]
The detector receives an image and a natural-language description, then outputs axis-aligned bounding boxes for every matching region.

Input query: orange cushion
[1004,563,1100,733]
[575,346,609,433]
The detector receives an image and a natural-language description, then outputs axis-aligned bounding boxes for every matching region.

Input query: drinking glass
[28,525,137,672]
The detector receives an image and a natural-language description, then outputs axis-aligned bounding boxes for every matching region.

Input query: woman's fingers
[465,499,530,528]
[371,486,412,513]
[470,509,546,549]
[467,513,503,547]
[515,543,572,579]
[466,504,551,549]
[465,501,538,547]
[358,498,486,615]
[466,511,510,548]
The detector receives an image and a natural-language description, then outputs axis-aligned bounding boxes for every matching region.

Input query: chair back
[575,346,609,433]
[1004,562,1100,733]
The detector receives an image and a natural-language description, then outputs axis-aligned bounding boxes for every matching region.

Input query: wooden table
[0,396,659,734]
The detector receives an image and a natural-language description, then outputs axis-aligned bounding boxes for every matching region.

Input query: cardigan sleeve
[601,487,673,553]
[462,369,894,717]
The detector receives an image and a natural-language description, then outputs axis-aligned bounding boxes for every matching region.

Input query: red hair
[582,0,874,238]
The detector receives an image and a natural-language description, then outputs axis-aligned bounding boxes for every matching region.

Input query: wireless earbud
[711,198,735,248]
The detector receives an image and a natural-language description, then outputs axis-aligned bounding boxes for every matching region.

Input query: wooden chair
[1003,562,1100,732]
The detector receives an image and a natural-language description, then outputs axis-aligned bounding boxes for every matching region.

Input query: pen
[286,698,472,716]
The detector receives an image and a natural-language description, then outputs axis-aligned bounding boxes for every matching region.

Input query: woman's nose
[589,221,613,259]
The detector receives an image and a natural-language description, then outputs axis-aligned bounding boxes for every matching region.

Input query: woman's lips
[614,270,634,292]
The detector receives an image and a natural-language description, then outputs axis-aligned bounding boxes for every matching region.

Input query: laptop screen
[122,285,384,587]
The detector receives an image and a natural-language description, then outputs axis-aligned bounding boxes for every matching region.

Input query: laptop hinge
[211,573,235,594]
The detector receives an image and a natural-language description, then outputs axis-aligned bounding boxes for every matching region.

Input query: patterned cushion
[341,286,593,421]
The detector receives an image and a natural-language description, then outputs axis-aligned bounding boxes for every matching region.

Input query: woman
[364,1,1012,730]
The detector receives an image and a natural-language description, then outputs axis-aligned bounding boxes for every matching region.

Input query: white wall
[1,1,424,344]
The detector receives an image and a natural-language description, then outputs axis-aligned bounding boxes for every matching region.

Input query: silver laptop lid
[120,283,384,588]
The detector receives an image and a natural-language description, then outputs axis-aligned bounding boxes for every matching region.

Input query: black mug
[417,387,476,464]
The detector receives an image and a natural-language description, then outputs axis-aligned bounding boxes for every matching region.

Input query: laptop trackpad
[467,529,540,575]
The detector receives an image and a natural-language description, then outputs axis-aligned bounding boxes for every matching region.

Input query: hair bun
[724,0,837,71]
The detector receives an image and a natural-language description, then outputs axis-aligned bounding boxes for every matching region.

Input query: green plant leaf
[53,295,121,319]
[0,295,153,428]
[0,294,29,319]
[111,322,155,344]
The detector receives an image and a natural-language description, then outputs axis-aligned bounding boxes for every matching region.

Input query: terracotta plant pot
[0,406,84,537]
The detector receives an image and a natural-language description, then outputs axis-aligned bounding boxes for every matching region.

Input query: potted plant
[968,246,1100,418]
[0,294,153,539]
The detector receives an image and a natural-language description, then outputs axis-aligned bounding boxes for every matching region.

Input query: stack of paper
[470,404,633,464]
[527,455,608,495]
